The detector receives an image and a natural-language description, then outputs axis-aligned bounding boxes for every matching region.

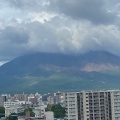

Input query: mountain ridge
[0,51,120,93]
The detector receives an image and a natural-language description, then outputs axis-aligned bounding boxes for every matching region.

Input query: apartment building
[5,105,24,117]
[4,101,17,108]
[64,92,78,120]
[33,105,45,118]
[111,90,120,120]
[64,90,120,120]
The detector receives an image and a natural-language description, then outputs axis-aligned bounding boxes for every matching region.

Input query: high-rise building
[110,90,120,120]
[15,94,28,101]
[64,92,78,120]
[64,90,120,120]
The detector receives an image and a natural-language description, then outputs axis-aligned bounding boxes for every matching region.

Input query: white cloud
[0,61,8,66]
[27,12,56,23]
[0,0,120,60]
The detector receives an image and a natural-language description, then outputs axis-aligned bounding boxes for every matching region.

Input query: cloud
[0,24,30,60]
[2,0,50,11]
[0,61,8,66]
[1,16,120,60]
[2,0,118,24]
[0,0,120,61]
[49,0,116,24]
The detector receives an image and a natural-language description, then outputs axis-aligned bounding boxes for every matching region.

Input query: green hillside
[0,51,120,94]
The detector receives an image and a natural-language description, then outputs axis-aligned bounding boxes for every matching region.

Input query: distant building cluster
[1,90,120,120]
[0,92,64,120]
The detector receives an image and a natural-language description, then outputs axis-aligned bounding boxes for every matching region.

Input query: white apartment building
[5,105,24,117]
[4,100,25,117]
[4,101,17,108]
[45,111,54,120]
[64,92,78,120]
[4,100,27,108]
[33,105,45,118]
[111,90,120,120]
[64,90,120,120]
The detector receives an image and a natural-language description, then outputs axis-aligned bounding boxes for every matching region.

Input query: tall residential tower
[64,90,120,120]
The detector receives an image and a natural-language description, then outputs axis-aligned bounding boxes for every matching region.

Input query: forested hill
[0,51,120,93]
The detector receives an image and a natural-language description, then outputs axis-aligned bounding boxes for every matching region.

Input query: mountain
[0,51,120,94]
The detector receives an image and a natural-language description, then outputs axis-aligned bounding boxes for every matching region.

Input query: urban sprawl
[0,90,120,120]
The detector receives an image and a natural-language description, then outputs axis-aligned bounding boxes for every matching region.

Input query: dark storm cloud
[0,26,29,44]
[0,0,120,62]
[2,0,49,11]
[0,25,30,60]
[50,0,116,24]
[3,0,116,24]
[0,19,62,60]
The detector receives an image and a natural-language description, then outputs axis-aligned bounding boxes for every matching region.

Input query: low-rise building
[5,105,24,117]
[45,111,54,120]
[33,105,46,118]
[4,101,17,108]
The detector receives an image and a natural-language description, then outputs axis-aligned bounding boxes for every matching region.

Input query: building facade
[64,92,78,120]
[5,105,24,117]
[64,90,120,120]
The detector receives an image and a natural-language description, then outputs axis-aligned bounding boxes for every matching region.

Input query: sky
[0,0,120,64]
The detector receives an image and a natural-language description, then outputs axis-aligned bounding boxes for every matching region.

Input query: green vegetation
[7,113,18,120]
[46,104,66,118]
[0,106,5,118]
[45,104,52,111]
[2,70,120,94]
[24,107,35,117]
[6,107,35,120]
[19,107,35,117]
[1,51,120,94]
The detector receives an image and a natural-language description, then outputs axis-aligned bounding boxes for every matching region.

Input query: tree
[45,104,52,111]
[24,107,35,117]
[46,104,66,118]
[20,107,35,117]
[0,106,5,118]
[8,113,18,120]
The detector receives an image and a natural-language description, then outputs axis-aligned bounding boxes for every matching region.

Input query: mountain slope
[0,51,120,93]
